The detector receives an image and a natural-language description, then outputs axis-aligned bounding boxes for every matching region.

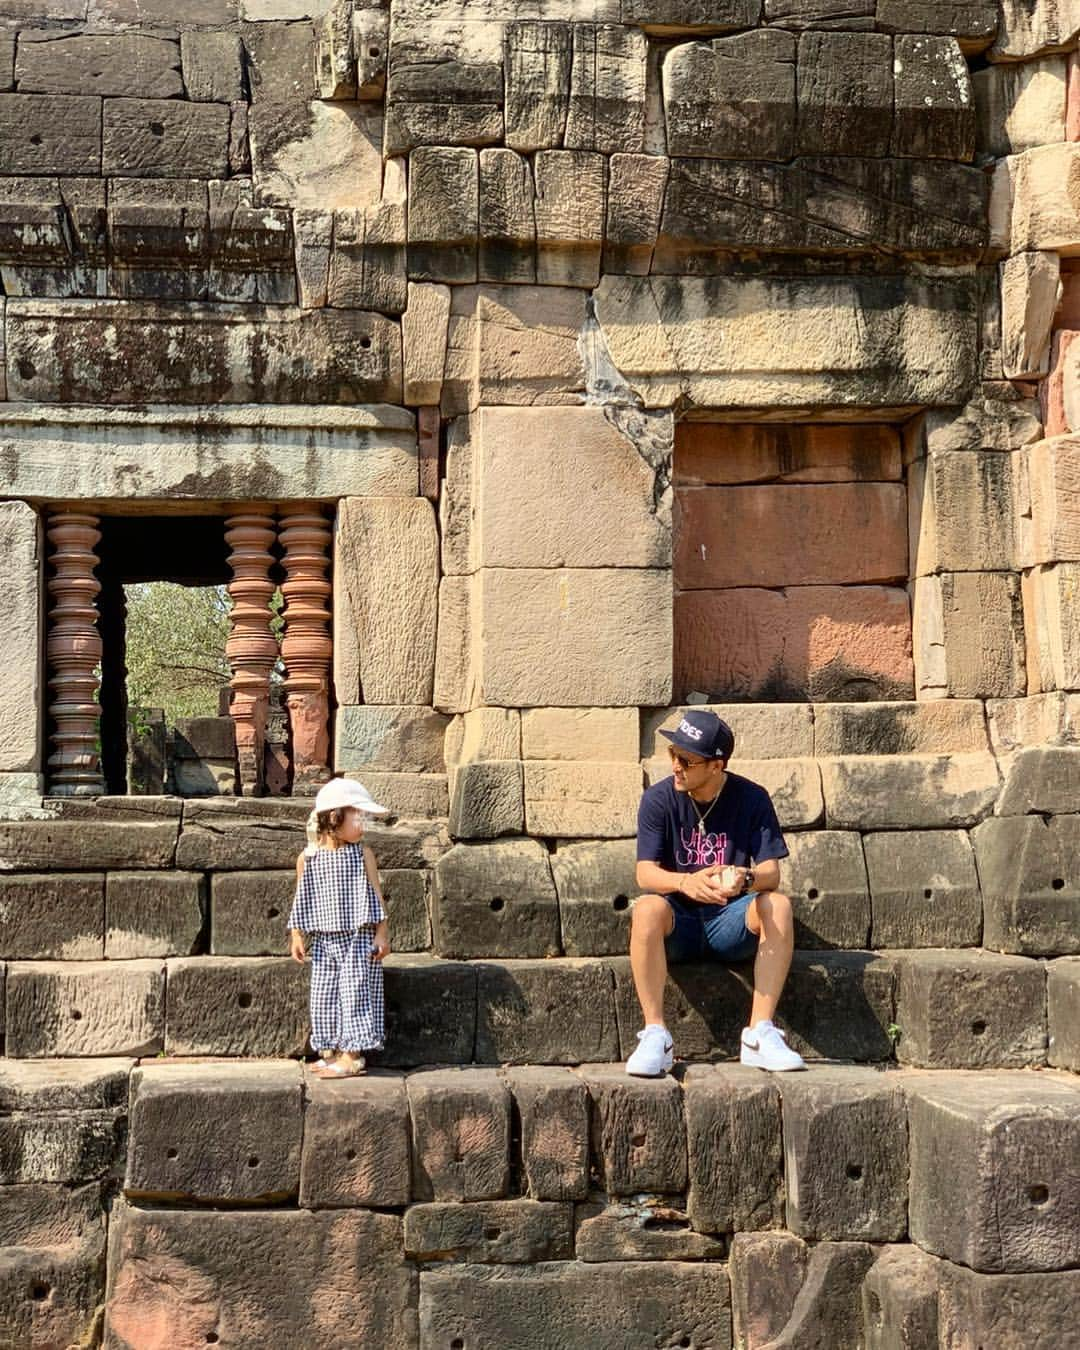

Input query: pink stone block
[674,423,901,486]
[1042,329,1079,437]
[1068,52,1080,142]
[675,586,914,702]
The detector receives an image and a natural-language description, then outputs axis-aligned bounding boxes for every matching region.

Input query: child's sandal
[318,1056,366,1078]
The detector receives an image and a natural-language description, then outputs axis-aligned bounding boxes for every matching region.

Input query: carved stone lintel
[225,510,278,797]
[279,510,333,792]
[46,512,104,797]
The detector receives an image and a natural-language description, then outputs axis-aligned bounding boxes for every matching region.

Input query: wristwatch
[741,868,754,894]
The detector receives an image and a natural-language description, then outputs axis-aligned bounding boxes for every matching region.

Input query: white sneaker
[626,1025,674,1077]
[740,1020,806,1072]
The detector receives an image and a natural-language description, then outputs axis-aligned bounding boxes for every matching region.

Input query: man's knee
[631,893,673,938]
[749,889,793,934]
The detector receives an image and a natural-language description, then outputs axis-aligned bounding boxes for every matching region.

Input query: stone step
[4,950,1077,1072]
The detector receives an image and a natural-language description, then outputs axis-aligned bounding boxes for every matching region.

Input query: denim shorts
[662,892,760,965]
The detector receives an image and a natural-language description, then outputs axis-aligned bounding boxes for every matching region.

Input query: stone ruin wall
[0,1,1079,1347]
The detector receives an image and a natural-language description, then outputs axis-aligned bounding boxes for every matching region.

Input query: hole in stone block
[150,121,165,136]
[238,992,253,1009]
[450,1339,465,1350]
[345,1148,357,1162]
[267,907,280,919]
[807,887,819,901]
[70,1009,82,1021]
[1052,878,1066,891]
[360,336,372,350]
[29,134,41,146]
[923,888,933,900]
[971,1018,987,1036]
[247,1155,259,1168]
[865,1289,883,1330]
[631,1132,646,1148]
[489,897,505,912]
[206,1336,220,1346]
[166,1147,178,1160]
[846,1163,863,1181]
[613,895,629,911]
[483,1227,501,1241]
[1029,1184,1050,1206]
[30,1282,50,1302]
[369,47,380,57]
[17,358,35,380]
[679,1338,692,1348]
[643,1216,689,1232]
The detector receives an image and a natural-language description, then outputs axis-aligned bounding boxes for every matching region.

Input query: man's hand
[679,867,731,905]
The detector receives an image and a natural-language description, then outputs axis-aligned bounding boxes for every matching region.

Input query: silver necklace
[690,785,724,836]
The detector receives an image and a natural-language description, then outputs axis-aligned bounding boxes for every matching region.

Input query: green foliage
[124,583,232,723]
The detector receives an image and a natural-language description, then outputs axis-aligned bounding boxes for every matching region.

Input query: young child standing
[288,778,391,1078]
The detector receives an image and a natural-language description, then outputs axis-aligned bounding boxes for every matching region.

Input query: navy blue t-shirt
[636,773,788,881]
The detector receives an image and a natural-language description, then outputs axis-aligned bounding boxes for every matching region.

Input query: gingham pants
[309,929,384,1052]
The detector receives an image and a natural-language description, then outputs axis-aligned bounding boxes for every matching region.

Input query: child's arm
[289,852,307,962]
[364,844,391,961]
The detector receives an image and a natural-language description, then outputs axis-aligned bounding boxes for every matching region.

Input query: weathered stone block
[910,449,1016,576]
[579,1064,686,1196]
[996,746,1080,816]
[176,802,305,871]
[865,830,982,949]
[924,388,1042,456]
[385,16,503,155]
[909,1072,1080,1272]
[0,1108,124,1184]
[683,1063,783,1234]
[448,760,524,840]
[334,500,440,707]
[504,1066,589,1201]
[973,813,1080,956]
[17,31,181,97]
[1007,143,1080,255]
[504,19,570,152]
[445,708,522,765]
[6,960,163,1058]
[1023,562,1080,692]
[210,870,294,956]
[730,759,824,831]
[0,94,101,175]
[0,1178,104,1250]
[782,1066,908,1242]
[522,708,638,762]
[181,29,245,102]
[1048,958,1080,1070]
[877,0,998,39]
[784,831,869,950]
[914,572,1027,700]
[861,1244,941,1350]
[0,873,103,960]
[551,838,636,957]
[610,954,747,1062]
[380,868,432,952]
[893,36,974,161]
[0,815,178,871]
[797,31,892,156]
[813,701,988,757]
[433,839,558,959]
[780,951,897,1062]
[604,151,667,275]
[334,704,447,774]
[646,703,814,761]
[105,871,203,959]
[729,1230,808,1350]
[524,761,642,838]
[732,1235,876,1350]
[126,1061,302,1204]
[894,950,1046,1068]
[299,1070,411,1209]
[406,1199,573,1263]
[938,1263,1080,1349]
[475,959,620,1065]
[402,280,451,404]
[165,957,308,1057]
[564,22,646,153]
[575,1198,726,1262]
[1021,437,1080,568]
[327,188,408,316]
[382,954,477,1067]
[104,1203,416,1349]
[663,30,795,159]
[1002,251,1061,380]
[0,1059,131,1114]
[994,0,1080,59]
[102,99,229,179]
[975,58,1067,158]
[353,4,388,100]
[478,147,536,286]
[419,1261,731,1350]
[407,146,478,284]
[407,1068,511,1202]
[533,149,605,288]
[676,422,902,488]
[0,1205,104,1349]
[0,499,40,775]
[820,754,1000,830]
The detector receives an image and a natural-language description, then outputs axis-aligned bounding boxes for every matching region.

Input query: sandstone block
[877,0,998,39]
[1048,958,1080,1070]
[663,30,795,159]
[382,954,477,1067]
[797,31,892,156]
[675,585,914,705]
[0,873,103,960]
[181,30,245,102]
[604,152,667,275]
[564,22,646,153]
[327,186,408,315]
[729,1231,809,1350]
[910,449,1016,576]
[645,703,814,760]
[0,1108,123,1184]
[385,17,502,155]
[938,1263,1080,1349]
[861,1244,941,1350]
[6,960,163,1058]
[448,760,524,839]
[6,300,402,405]
[105,1204,415,1350]
[403,280,451,404]
[0,1178,104,1250]
[1023,562,1080,692]
[683,1063,783,1234]
[433,839,558,959]
[813,700,988,756]
[924,387,1042,455]
[504,1066,589,1201]
[334,500,440,707]
[406,1199,573,1263]
[1002,252,1061,381]
[782,1066,908,1242]
[732,759,824,831]
[676,421,901,487]
[973,813,1080,956]
[1022,438,1080,568]
[104,871,203,959]
[504,20,570,152]
[445,708,522,765]
[575,1198,726,1262]
[626,0,758,27]
[407,1068,511,1202]
[419,1261,731,1350]
[103,98,229,179]
[0,502,39,774]
[478,147,536,284]
[533,149,605,288]
[820,753,1000,830]
[784,831,870,950]
[379,868,432,952]
[299,1070,411,1208]
[126,1061,302,1204]
[176,801,304,871]
[475,959,620,1064]
[0,94,101,175]
[894,950,1046,1068]
[211,870,297,956]
[0,815,178,871]
[994,0,1080,58]
[780,951,897,1062]
[893,36,974,161]
[17,31,180,97]
[407,146,478,283]
[165,957,308,1058]
[987,690,1080,755]
[0,1215,104,1348]
[524,761,642,838]
[522,708,638,762]
[551,838,635,957]
[864,830,982,949]
[0,1059,131,1114]
[475,567,672,708]
[1007,144,1080,255]
[732,1235,876,1350]
[909,1072,1080,1272]
[334,704,447,774]
[578,1064,686,1196]
[975,58,1066,157]
[996,745,1080,816]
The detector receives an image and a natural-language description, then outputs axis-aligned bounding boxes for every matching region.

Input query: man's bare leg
[746,890,794,1026]
[630,893,675,1025]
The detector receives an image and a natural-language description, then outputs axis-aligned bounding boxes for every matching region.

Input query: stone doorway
[673,422,914,702]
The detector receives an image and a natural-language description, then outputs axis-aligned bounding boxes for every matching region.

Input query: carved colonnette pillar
[279,510,332,792]
[46,512,104,797]
[225,510,278,796]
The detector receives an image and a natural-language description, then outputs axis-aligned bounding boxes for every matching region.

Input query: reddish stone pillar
[279,510,332,792]
[46,512,104,797]
[225,510,278,797]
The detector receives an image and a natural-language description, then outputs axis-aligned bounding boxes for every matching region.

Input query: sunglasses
[668,748,710,771]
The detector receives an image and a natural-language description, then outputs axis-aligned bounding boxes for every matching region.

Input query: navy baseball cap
[659,710,735,762]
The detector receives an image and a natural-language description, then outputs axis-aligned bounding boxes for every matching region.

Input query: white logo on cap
[679,719,703,740]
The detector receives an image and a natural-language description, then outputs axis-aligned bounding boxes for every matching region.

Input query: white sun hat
[314,777,389,815]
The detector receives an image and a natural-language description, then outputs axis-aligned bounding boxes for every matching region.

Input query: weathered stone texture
[861,1244,941,1350]
[973,813,1080,956]
[820,753,999,831]
[579,1064,686,1195]
[0,873,103,960]
[0,1107,123,1184]
[434,839,558,959]
[407,1068,511,1202]
[165,956,308,1057]
[534,149,605,287]
[104,871,203,959]
[865,830,982,949]
[604,151,667,274]
[382,955,478,1068]
[892,36,974,161]
[402,280,451,404]
[17,32,181,98]
[1048,958,1080,1071]
[551,838,635,957]
[0,94,101,175]
[406,1199,574,1263]
[784,830,869,950]
[407,146,478,283]
[181,30,246,102]
[449,759,524,839]
[938,1264,1080,1350]
[300,1071,411,1209]
[524,761,641,838]
[975,58,1067,157]
[1002,251,1060,381]
[475,959,620,1065]
[504,20,570,152]
[505,1066,589,1201]
[6,960,163,1057]
[798,32,892,156]
[994,0,1080,58]
[210,870,295,956]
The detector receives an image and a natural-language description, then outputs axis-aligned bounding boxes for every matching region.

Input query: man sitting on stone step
[626,709,805,1076]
